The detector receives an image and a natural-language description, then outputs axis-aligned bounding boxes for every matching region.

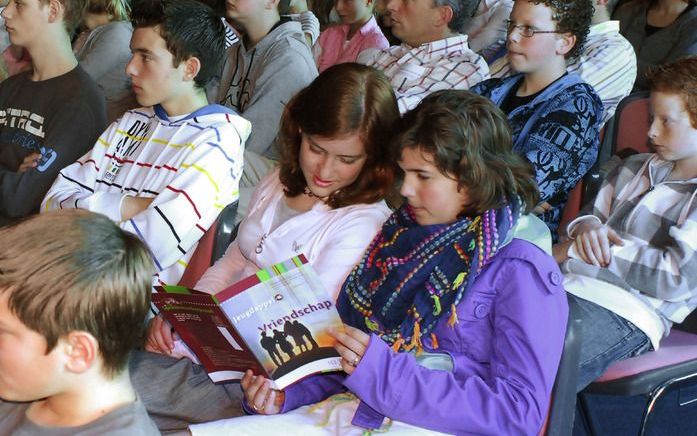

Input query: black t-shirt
[0,66,106,224]
[500,73,568,115]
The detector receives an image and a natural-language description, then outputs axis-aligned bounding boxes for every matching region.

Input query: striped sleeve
[41,120,124,220]
[121,123,243,275]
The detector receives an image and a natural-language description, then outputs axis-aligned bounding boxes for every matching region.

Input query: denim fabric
[573,294,653,392]
[129,351,245,431]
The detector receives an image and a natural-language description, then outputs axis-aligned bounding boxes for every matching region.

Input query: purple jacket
[279,238,568,435]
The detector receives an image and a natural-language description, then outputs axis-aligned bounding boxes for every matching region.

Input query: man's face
[1,0,50,48]
[125,26,188,110]
[0,293,63,402]
[385,0,446,47]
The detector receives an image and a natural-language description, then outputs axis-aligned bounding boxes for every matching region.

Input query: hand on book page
[241,369,285,415]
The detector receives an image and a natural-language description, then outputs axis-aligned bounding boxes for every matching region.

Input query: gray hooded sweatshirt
[213,20,317,159]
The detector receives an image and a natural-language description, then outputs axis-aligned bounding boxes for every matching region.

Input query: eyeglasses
[505,20,561,38]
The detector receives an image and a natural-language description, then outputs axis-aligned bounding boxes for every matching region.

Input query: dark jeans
[572,295,653,392]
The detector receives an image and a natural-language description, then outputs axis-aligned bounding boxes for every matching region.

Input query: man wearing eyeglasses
[488,0,636,125]
[472,0,603,242]
[357,0,490,113]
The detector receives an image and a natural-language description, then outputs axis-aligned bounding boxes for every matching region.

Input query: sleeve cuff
[299,11,320,45]
[566,215,602,239]
[343,334,389,400]
[89,192,128,222]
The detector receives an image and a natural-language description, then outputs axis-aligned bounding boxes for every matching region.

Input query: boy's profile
[42,0,251,287]
[0,210,158,434]
[0,0,106,225]
[554,56,697,391]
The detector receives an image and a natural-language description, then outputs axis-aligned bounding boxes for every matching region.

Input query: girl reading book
[146,62,400,357]
[231,90,569,435]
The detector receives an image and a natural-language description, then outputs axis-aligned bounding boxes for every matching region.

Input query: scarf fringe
[447,304,459,327]
[391,338,405,352]
[430,333,439,349]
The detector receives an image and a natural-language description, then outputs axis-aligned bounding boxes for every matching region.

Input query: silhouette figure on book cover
[287,320,319,351]
[259,330,283,366]
[273,329,296,361]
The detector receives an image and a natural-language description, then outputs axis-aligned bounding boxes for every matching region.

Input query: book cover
[152,255,343,389]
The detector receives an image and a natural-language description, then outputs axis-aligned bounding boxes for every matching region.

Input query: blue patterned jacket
[472,73,603,239]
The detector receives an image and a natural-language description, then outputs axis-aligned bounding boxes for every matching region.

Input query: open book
[152,255,344,389]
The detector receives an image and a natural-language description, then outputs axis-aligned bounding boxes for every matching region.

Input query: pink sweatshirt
[314,16,389,73]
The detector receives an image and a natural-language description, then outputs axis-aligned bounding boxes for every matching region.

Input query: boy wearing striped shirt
[41,0,251,287]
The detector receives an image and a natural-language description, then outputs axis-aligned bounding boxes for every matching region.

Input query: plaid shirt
[358,35,489,113]
[563,153,697,326]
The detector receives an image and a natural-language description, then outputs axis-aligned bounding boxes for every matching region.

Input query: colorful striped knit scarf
[337,199,521,353]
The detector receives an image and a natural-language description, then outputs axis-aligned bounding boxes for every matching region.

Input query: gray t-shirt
[74,21,137,123]
[0,397,160,435]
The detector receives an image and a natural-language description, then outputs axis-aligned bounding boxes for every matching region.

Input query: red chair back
[178,218,217,288]
[559,180,584,238]
[612,91,651,155]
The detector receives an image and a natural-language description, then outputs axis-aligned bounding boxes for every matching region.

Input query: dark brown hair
[647,56,697,128]
[131,0,226,88]
[0,210,153,378]
[393,90,539,215]
[278,63,400,208]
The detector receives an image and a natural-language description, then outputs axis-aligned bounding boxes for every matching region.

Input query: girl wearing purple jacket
[237,90,568,435]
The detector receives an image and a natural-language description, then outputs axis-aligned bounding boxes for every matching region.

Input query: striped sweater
[42,104,251,286]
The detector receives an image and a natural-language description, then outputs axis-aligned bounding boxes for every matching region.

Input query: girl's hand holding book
[329,325,369,375]
[241,370,285,414]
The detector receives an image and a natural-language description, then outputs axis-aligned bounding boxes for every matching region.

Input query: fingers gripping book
[152,255,344,390]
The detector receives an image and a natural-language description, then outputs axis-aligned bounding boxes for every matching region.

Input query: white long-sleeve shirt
[42,104,251,286]
[195,169,391,300]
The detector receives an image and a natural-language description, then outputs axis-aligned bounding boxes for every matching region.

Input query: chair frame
[544,295,583,435]
[578,313,697,436]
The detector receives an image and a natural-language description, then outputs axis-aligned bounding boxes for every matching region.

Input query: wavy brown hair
[278,63,400,208]
[392,90,539,215]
